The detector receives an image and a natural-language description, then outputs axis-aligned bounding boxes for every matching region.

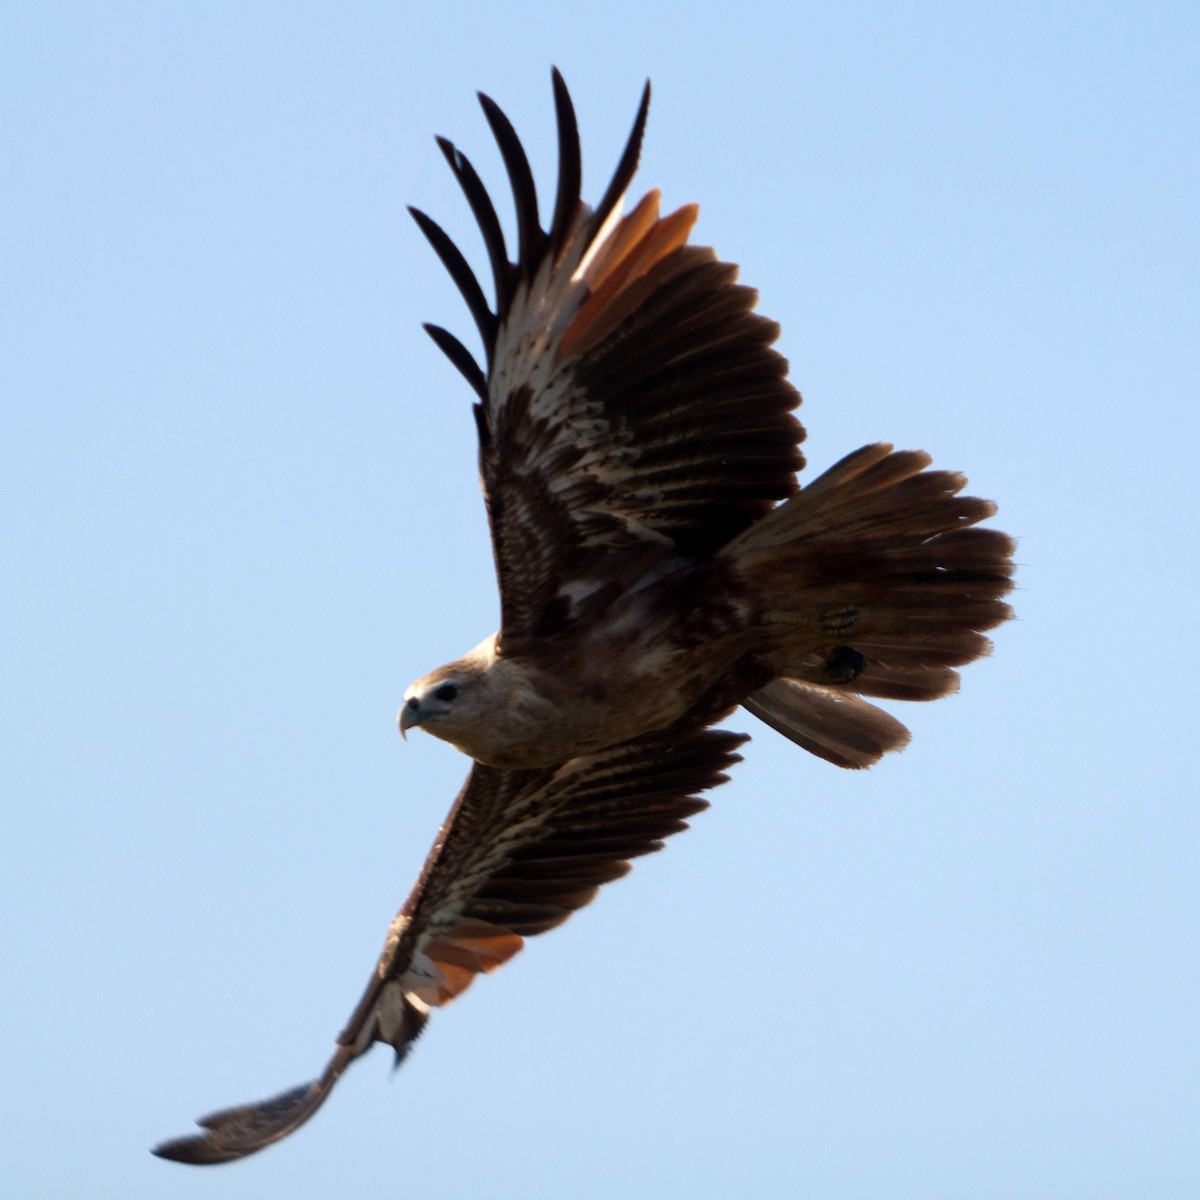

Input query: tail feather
[730,445,987,547]
[724,442,1014,706]
[742,679,911,769]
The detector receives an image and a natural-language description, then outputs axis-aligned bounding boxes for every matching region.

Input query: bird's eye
[435,683,458,703]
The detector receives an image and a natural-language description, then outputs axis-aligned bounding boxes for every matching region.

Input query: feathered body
[405,561,758,768]
[401,73,1014,769]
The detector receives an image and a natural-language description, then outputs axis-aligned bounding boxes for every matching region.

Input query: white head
[397,635,499,755]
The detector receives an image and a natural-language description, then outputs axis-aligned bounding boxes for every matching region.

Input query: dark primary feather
[408,206,496,356]
[548,67,582,258]
[422,322,488,401]
[586,79,651,251]
[435,135,513,320]
[152,722,744,1165]
[478,90,544,274]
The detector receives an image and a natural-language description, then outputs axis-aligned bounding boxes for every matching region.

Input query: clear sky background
[4,4,1198,1198]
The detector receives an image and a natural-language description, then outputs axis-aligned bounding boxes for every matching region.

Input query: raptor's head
[398,636,498,752]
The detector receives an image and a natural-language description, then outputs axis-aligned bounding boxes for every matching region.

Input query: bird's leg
[816,605,858,635]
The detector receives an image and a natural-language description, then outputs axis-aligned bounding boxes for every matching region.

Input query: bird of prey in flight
[155,70,1012,1164]
[399,71,1012,772]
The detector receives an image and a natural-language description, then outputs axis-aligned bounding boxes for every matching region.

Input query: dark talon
[822,644,865,684]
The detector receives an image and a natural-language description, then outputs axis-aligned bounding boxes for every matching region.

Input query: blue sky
[3,3,1198,1197]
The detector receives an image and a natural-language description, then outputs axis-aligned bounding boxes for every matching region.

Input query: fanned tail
[725,443,1014,721]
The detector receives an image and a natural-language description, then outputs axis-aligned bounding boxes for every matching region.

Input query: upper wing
[412,70,806,646]
[152,722,745,1165]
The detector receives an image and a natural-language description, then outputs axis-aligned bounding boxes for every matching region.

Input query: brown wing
[152,723,745,1165]
[412,70,805,645]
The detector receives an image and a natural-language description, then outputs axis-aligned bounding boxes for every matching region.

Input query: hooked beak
[398,697,422,739]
